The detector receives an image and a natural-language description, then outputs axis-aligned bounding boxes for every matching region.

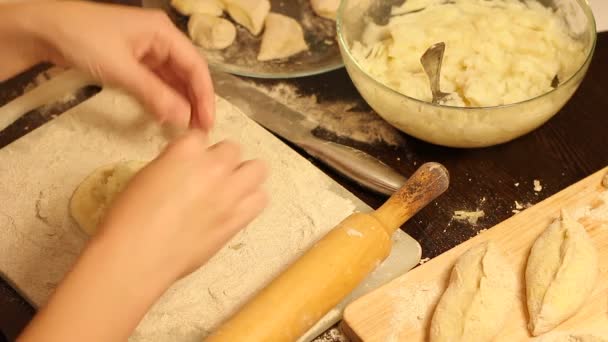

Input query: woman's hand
[0,2,214,130]
[19,131,269,342]
[100,130,269,280]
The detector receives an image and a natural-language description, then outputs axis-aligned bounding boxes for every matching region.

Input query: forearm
[0,4,50,81]
[18,232,175,342]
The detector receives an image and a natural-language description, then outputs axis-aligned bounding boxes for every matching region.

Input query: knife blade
[210,70,407,195]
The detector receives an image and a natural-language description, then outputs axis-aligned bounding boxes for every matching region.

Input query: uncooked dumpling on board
[170,0,224,16]
[526,210,598,336]
[188,13,237,50]
[311,0,340,20]
[429,241,517,342]
[223,0,270,36]
[70,161,146,235]
[257,13,309,62]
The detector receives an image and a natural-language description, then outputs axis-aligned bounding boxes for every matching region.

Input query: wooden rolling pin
[205,162,449,342]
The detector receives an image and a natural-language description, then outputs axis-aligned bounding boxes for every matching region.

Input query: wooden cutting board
[0,70,421,341]
[343,167,608,341]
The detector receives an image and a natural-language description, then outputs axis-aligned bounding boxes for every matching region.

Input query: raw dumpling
[311,0,340,20]
[258,13,309,61]
[526,210,598,336]
[430,241,517,342]
[223,0,270,36]
[70,161,146,235]
[188,13,237,50]
[170,0,224,16]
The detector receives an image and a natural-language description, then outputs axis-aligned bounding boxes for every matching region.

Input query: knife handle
[298,138,407,196]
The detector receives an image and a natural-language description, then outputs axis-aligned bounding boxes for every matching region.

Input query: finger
[107,58,191,129]
[154,66,201,129]
[224,160,269,203]
[161,129,208,161]
[160,25,216,130]
[204,140,243,175]
[155,65,190,105]
[186,82,205,130]
[218,189,269,238]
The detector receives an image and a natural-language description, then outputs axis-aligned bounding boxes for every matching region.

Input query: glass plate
[142,0,344,78]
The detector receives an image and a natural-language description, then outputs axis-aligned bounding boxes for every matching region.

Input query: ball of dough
[430,241,517,342]
[257,13,309,62]
[170,0,224,16]
[526,210,598,336]
[188,13,237,50]
[70,161,146,235]
[311,0,340,20]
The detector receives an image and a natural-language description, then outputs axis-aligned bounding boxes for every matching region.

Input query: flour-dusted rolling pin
[205,162,449,342]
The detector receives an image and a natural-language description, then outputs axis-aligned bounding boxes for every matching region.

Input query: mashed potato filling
[350,0,586,107]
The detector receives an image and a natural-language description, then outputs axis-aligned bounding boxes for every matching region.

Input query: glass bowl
[337,0,597,148]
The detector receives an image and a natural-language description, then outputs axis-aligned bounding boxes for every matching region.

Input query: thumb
[105,59,191,129]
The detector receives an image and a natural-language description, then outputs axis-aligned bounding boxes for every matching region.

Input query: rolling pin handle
[374,162,449,234]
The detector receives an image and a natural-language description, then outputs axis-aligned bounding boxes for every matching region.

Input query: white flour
[453,210,485,225]
[386,281,442,342]
[312,327,349,342]
[250,81,406,146]
[572,190,608,222]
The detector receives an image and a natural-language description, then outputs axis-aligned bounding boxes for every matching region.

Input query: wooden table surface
[0,6,606,341]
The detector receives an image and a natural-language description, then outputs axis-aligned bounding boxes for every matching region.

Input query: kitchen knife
[210,70,407,195]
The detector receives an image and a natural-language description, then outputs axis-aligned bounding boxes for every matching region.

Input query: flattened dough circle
[70,161,146,235]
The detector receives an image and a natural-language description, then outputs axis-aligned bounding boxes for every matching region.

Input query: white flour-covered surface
[0,86,363,341]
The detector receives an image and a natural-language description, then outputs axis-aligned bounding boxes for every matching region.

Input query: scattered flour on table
[534,179,543,192]
[249,81,405,146]
[419,257,430,265]
[312,327,349,342]
[386,281,442,342]
[453,210,485,225]
[512,201,532,214]
[571,190,608,222]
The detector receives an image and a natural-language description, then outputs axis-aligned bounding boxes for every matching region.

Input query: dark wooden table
[0,8,606,341]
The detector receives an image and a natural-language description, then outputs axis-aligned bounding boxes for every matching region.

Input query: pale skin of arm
[0,2,269,341]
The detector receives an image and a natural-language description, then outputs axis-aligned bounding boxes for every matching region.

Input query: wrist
[83,230,177,301]
[18,227,179,342]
